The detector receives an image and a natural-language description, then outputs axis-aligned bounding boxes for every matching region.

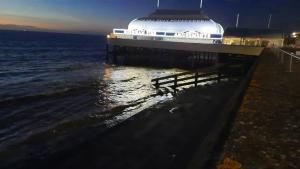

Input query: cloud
[0,24,43,31]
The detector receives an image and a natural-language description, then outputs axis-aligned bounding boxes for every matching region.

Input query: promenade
[218,49,300,168]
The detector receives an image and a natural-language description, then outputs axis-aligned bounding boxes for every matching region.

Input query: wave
[0,84,97,107]
[0,91,155,164]
[119,76,137,82]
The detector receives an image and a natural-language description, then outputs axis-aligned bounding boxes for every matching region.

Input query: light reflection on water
[0,63,186,164]
[95,64,184,127]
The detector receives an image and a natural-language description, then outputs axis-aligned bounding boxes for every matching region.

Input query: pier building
[292,32,300,48]
[223,27,284,47]
[106,2,264,68]
[110,9,224,44]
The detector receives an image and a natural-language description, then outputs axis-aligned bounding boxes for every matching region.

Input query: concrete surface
[218,49,300,169]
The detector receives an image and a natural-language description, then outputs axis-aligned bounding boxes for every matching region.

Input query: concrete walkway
[218,49,300,168]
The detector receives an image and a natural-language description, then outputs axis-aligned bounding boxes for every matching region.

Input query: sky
[0,0,299,34]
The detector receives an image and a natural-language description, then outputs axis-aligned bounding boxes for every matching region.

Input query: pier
[106,8,265,70]
[106,38,263,69]
[107,38,264,56]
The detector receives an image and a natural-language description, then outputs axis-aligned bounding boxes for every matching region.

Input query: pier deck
[107,38,264,56]
[217,49,300,168]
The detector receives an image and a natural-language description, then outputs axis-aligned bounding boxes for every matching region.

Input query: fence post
[174,75,177,94]
[155,79,159,89]
[289,55,293,72]
[218,72,221,83]
[195,72,198,87]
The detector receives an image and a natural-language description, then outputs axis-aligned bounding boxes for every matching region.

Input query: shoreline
[7,76,247,169]
[0,48,257,169]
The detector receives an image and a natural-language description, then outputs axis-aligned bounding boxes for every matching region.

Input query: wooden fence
[151,70,235,94]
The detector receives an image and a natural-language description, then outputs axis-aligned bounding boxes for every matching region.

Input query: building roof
[138,9,210,21]
[224,27,284,38]
[126,9,224,35]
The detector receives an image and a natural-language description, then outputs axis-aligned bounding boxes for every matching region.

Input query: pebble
[169,106,179,114]
[265,154,271,159]
[280,154,286,160]
[291,153,297,158]
[241,136,247,139]
[274,163,280,167]
[234,139,240,143]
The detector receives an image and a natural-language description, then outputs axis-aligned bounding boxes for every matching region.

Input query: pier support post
[218,72,221,83]
[105,44,109,60]
[289,55,293,72]
[155,79,159,89]
[195,72,198,87]
[174,76,178,94]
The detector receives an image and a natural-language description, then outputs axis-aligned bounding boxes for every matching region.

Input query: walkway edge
[186,58,259,169]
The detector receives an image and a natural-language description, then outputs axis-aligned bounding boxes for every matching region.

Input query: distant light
[292,32,298,38]
[107,34,111,39]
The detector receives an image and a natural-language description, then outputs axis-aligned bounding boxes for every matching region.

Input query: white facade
[128,19,223,36]
[111,10,224,44]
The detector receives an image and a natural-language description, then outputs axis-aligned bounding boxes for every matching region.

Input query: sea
[0,30,183,165]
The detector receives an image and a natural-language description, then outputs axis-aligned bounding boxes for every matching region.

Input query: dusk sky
[0,0,299,34]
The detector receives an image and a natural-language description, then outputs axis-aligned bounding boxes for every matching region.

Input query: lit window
[166,32,175,36]
[114,30,124,34]
[210,34,222,38]
[156,32,165,36]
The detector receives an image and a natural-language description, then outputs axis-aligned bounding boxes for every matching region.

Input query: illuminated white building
[110,9,224,44]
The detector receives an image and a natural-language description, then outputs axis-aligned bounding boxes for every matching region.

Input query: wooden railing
[151,70,233,94]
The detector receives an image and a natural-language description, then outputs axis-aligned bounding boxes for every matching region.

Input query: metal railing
[271,47,300,73]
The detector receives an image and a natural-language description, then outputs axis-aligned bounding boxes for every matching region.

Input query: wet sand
[218,49,300,168]
[11,80,242,169]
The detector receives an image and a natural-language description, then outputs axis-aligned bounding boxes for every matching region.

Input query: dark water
[0,30,183,166]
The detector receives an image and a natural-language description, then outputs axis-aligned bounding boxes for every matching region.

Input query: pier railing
[271,47,300,73]
[151,67,242,94]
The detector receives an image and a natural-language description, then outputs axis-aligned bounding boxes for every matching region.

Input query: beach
[7,79,243,169]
